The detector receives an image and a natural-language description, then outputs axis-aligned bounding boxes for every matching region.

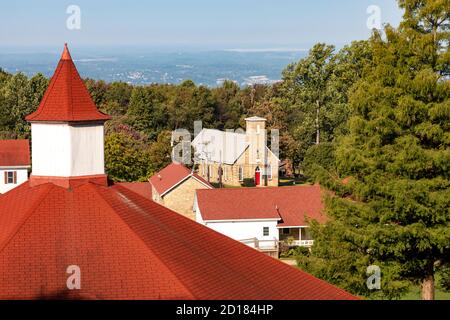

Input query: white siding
[31,123,104,177]
[194,196,279,249]
[203,220,279,247]
[70,124,105,176]
[0,168,28,194]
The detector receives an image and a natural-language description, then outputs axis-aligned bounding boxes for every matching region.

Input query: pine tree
[303,0,449,299]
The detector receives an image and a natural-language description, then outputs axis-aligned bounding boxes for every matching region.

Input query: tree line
[0,39,367,182]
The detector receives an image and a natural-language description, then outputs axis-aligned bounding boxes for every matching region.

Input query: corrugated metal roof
[192,129,248,165]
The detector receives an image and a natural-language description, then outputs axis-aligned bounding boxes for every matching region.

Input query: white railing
[239,238,278,250]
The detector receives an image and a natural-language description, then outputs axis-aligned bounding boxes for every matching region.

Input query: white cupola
[26,44,111,180]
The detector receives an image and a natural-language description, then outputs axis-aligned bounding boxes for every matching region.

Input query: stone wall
[197,147,279,187]
[162,177,211,220]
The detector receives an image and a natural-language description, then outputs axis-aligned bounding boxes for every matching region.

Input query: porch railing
[239,238,279,251]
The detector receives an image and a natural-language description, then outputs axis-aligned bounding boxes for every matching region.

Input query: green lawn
[278,176,308,186]
[401,286,450,300]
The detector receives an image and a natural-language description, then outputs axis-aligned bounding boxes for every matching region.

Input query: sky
[0,0,404,50]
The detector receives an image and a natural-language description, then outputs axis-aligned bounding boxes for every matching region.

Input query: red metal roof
[0,180,355,300]
[0,140,30,167]
[196,185,327,227]
[149,162,213,196]
[25,44,111,122]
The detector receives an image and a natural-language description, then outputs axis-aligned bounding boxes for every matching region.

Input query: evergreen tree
[303,0,450,300]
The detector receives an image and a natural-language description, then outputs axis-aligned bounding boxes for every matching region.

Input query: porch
[239,238,279,258]
[278,227,314,247]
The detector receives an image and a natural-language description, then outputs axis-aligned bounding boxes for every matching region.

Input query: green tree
[126,85,169,139]
[103,81,133,116]
[281,42,371,171]
[85,79,108,107]
[148,130,173,176]
[168,82,215,131]
[104,127,152,182]
[302,142,336,179]
[303,0,450,300]
[282,44,336,148]
[211,80,243,129]
[0,72,48,138]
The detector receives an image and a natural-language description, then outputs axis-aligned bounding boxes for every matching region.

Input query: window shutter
[3,172,6,184]
[13,171,17,184]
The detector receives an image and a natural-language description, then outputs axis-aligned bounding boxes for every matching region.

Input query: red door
[255,167,261,186]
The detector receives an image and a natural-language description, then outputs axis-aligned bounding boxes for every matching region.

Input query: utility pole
[218,150,223,188]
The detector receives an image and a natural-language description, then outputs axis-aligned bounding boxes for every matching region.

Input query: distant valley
[0,49,307,87]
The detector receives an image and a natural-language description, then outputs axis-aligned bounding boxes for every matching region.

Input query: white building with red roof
[0,139,30,194]
[194,185,327,256]
[0,44,357,300]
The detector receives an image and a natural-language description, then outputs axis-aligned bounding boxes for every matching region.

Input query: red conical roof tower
[26,44,111,122]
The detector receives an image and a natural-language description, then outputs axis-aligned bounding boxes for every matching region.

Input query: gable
[163,175,211,199]
[192,129,248,165]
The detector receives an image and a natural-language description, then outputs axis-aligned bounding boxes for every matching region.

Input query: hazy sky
[0,0,403,49]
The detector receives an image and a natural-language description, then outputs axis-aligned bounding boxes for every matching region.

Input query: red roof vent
[25,44,111,123]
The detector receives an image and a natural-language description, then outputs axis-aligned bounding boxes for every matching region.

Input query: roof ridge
[202,128,246,135]
[69,60,74,119]
[111,184,281,298]
[0,183,54,254]
[90,183,197,299]
[198,184,320,192]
